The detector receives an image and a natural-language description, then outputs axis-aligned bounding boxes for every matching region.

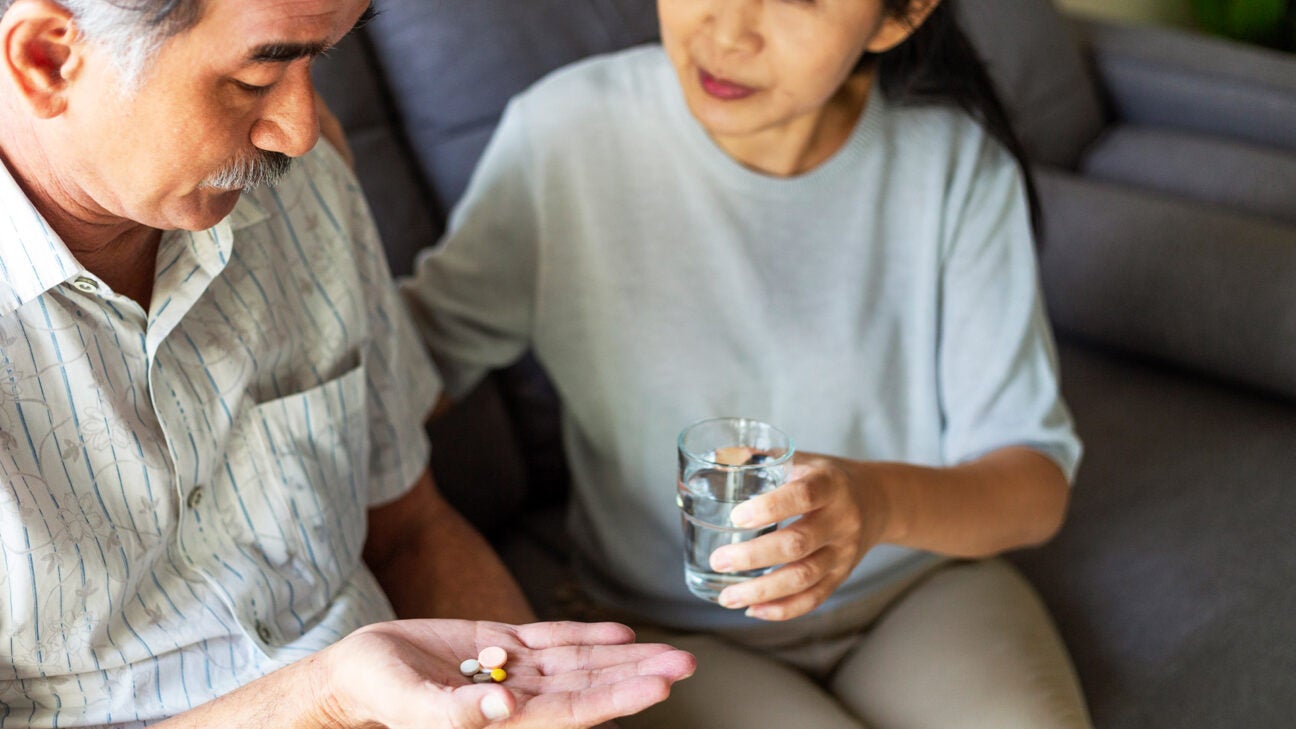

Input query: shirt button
[186,486,205,509]
[71,276,99,293]
[254,620,274,645]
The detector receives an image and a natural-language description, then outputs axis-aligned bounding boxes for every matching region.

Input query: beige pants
[620,559,1093,729]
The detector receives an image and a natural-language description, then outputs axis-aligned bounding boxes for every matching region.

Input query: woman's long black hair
[869,0,1042,235]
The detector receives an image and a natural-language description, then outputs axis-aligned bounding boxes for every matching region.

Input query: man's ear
[2,0,85,118]
[866,0,942,55]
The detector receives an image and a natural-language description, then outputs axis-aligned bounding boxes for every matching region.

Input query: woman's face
[658,0,914,150]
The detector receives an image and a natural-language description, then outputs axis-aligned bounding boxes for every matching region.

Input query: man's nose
[250,65,320,159]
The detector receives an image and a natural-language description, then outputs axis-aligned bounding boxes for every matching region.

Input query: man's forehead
[199,0,373,57]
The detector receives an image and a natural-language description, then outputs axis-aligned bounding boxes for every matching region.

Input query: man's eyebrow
[247,3,376,63]
[248,41,329,63]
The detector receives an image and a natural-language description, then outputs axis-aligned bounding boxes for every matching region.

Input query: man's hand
[319,620,696,728]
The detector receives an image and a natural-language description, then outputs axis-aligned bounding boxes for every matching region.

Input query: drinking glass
[676,417,794,603]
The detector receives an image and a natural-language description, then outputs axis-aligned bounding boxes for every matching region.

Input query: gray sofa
[313,1,1296,726]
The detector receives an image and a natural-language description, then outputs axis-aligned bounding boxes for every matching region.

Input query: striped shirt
[0,144,440,727]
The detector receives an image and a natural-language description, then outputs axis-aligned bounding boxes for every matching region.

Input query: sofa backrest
[955,0,1106,169]
[312,0,660,278]
[312,33,442,276]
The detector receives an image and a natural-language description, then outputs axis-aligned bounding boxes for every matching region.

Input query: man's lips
[698,69,757,100]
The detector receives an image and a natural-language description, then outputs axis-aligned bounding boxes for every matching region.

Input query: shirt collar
[228,188,272,232]
[0,161,272,317]
[0,161,82,317]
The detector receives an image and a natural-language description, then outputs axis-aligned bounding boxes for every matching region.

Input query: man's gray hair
[0,0,205,85]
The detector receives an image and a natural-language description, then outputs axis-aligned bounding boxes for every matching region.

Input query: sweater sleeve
[936,137,1082,483]
[400,97,541,399]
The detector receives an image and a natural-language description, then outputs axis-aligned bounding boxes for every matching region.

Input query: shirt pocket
[230,355,370,626]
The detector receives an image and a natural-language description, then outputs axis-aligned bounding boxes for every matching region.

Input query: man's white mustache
[202,151,293,191]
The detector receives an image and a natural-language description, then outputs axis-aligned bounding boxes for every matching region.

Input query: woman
[400,0,1092,725]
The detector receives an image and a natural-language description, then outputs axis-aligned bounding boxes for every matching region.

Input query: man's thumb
[448,684,516,727]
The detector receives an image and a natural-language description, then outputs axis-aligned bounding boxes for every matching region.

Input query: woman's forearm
[864,446,1071,558]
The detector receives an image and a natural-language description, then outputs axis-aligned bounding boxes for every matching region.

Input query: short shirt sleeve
[325,145,443,506]
[937,136,1082,482]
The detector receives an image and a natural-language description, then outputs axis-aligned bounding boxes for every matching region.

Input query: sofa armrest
[1074,18,1296,153]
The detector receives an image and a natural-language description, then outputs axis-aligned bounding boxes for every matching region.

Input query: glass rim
[677,416,795,469]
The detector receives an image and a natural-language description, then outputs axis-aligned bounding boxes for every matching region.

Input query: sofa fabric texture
[1081,126,1296,225]
[313,0,1296,725]
[363,0,660,221]
[1036,168,1296,400]
[1081,21,1296,153]
[953,0,1107,169]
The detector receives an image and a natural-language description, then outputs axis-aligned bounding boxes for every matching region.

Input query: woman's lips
[698,69,756,100]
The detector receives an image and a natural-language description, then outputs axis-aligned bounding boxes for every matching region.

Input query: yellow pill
[490,668,507,682]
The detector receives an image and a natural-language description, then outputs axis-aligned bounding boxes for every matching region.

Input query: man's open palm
[323,619,696,728]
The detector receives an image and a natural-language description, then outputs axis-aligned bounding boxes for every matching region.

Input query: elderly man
[0,0,693,727]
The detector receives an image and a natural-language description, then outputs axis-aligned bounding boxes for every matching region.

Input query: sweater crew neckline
[660,58,886,199]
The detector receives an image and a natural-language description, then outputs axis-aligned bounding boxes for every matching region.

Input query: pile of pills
[459,645,508,683]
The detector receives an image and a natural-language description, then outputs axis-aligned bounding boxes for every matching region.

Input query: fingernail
[481,693,511,721]
[730,504,753,527]
[719,589,744,609]
[745,606,768,619]
[710,552,731,572]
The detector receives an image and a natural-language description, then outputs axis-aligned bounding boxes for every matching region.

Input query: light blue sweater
[402,46,1081,629]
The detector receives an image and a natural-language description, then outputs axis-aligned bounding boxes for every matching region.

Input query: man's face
[53,0,371,232]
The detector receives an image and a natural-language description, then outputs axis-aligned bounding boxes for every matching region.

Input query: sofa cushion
[1081,20,1296,155]
[1082,125,1296,226]
[364,0,660,220]
[1012,341,1296,729]
[1035,167,1296,401]
[310,34,441,276]
[956,0,1107,169]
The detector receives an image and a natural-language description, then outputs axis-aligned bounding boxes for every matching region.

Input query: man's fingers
[519,647,696,693]
[441,684,516,728]
[514,621,637,650]
[529,641,690,676]
[523,674,679,728]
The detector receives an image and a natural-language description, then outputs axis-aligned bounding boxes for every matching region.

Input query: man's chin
[171,188,243,231]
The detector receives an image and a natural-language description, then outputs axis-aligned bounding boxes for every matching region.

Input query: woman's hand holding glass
[709,453,892,621]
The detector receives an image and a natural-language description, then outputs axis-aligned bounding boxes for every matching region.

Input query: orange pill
[478,646,508,669]
[714,446,754,466]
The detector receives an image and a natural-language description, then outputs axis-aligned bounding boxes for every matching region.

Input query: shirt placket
[144,222,283,657]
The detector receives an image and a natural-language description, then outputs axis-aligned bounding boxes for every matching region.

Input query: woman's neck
[711,70,874,178]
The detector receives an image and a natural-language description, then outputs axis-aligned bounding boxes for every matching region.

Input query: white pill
[459,658,480,676]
